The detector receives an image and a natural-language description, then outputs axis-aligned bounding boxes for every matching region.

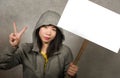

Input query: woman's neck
[41,42,49,53]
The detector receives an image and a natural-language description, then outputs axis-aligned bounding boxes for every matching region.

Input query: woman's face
[39,25,57,44]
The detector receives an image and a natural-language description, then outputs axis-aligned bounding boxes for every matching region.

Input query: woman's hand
[9,22,27,47]
[67,62,78,77]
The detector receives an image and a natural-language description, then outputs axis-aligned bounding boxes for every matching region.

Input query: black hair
[36,24,65,58]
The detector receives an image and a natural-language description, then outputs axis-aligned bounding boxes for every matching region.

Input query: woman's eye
[52,28,56,31]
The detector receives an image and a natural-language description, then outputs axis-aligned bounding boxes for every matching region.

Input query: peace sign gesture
[9,22,27,47]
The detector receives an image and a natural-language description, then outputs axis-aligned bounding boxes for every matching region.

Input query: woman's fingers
[13,22,17,33]
[13,22,28,38]
[9,33,19,47]
[67,63,78,76]
[67,71,75,76]
[9,22,27,47]
[19,26,28,37]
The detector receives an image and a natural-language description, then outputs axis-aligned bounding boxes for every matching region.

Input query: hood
[32,10,61,52]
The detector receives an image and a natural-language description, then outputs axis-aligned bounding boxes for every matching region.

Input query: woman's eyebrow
[52,26,56,28]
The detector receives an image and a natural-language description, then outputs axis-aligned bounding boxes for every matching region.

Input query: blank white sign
[58,0,120,53]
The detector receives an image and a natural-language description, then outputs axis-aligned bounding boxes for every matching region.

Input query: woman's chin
[43,40,50,44]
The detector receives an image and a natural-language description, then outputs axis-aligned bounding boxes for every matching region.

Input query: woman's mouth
[44,37,50,40]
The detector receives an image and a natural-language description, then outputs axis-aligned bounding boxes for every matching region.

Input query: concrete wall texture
[0,0,120,78]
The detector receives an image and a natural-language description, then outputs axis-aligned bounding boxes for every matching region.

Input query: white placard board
[58,0,120,53]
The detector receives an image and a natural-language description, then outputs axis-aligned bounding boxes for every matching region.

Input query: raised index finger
[13,22,17,33]
[19,26,28,37]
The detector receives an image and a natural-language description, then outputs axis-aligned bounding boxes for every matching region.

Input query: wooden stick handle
[73,39,88,65]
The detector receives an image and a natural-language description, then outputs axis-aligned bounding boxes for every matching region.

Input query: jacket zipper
[43,57,52,78]
[41,55,46,78]
[43,55,58,78]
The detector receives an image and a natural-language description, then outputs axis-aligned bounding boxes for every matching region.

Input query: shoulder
[59,44,73,62]
[19,43,33,52]
[60,44,71,52]
[59,44,73,57]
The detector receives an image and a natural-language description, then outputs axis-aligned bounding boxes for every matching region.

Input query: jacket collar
[32,42,39,53]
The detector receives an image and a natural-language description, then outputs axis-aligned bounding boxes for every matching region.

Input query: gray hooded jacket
[0,10,73,78]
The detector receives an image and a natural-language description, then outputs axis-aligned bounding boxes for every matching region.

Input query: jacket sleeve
[64,46,77,78]
[0,43,24,70]
[63,46,73,77]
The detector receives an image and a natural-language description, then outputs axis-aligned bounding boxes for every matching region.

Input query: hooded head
[32,10,65,57]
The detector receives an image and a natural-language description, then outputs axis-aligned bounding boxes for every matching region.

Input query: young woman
[0,10,78,78]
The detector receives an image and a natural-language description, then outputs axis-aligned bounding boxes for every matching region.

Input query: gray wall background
[0,0,120,78]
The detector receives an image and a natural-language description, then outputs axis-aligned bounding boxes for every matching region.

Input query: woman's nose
[46,29,52,35]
